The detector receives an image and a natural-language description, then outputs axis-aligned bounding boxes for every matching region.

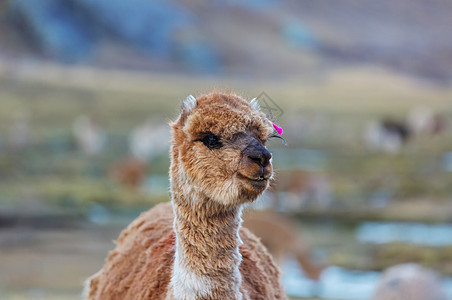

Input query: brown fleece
[88,203,285,300]
[86,91,287,300]
[87,203,175,300]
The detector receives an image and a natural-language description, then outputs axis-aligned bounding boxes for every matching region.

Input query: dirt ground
[0,223,120,299]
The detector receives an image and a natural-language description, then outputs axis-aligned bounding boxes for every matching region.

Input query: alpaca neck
[170,188,244,300]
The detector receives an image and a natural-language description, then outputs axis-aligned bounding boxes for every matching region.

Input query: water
[356,221,452,246]
[282,259,452,300]
[282,260,378,300]
[281,219,452,299]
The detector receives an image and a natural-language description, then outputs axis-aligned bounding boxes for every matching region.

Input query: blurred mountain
[1,0,452,82]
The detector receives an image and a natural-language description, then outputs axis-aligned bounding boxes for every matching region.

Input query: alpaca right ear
[250,97,260,111]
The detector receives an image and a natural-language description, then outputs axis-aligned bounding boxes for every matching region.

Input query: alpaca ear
[179,95,197,123]
[250,97,260,111]
[182,95,197,114]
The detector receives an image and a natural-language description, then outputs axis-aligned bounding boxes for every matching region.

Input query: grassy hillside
[1,64,452,211]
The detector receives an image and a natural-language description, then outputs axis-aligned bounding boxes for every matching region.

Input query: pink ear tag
[272,123,283,135]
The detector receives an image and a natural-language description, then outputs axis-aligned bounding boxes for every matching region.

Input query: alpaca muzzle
[239,141,273,186]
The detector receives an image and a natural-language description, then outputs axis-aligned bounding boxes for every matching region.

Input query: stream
[282,220,452,299]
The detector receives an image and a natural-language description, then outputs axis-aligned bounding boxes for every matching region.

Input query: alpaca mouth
[237,173,270,191]
[251,176,268,182]
[238,173,270,182]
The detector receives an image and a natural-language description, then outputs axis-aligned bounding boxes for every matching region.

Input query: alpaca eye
[200,133,222,150]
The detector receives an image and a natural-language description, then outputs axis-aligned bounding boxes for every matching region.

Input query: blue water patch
[282,259,452,299]
[317,267,379,300]
[87,204,110,226]
[282,258,319,298]
[356,221,452,246]
[282,259,378,299]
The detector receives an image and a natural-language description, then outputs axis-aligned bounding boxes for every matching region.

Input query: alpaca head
[171,92,277,207]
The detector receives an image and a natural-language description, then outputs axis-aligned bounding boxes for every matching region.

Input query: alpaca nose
[247,147,272,168]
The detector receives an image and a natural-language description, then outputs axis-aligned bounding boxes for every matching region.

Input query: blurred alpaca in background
[372,263,447,300]
[72,115,106,155]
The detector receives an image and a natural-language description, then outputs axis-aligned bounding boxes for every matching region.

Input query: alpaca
[84,92,287,300]
[371,263,447,300]
[109,157,147,190]
[73,114,106,155]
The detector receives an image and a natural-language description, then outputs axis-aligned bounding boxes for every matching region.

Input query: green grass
[1,66,452,130]
[1,65,452,210]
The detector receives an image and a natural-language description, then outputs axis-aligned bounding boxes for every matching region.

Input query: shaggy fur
[85,91,287,300]
[86,203,284,300]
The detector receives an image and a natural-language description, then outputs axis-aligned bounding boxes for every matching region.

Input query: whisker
[269,134,288,146]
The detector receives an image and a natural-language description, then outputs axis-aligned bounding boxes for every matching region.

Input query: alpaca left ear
[250,97,260,111]
[182,95,197,114]
[179,95,197,123]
